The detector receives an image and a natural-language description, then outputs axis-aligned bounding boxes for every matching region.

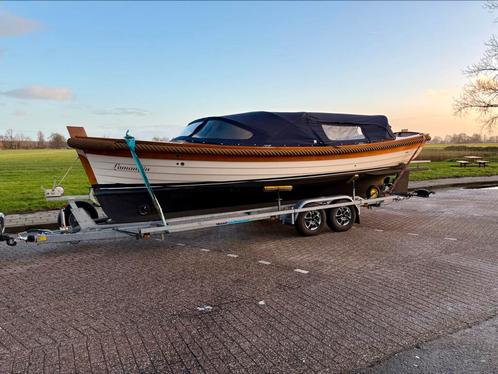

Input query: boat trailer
[0,131,432,246]
[0,189,432,247]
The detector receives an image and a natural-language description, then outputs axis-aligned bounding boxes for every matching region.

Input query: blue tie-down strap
[124,130,167,226]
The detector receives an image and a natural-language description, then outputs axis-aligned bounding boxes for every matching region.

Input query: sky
[0,1,497,140]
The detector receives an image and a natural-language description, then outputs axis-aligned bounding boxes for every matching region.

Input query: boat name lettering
[114,163,150,172]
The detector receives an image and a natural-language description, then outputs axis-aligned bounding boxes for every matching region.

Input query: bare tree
[485,0,498,20]
[454,35,498,130]
[48,133,66,149]
[36,131,46,148]
[455,2,498,130]
[15,133,34,149]
[3,129,15,149]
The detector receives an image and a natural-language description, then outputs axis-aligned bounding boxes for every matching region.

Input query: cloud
[0,10,40,37]
[2,85,74,101]
[94,107,151,116]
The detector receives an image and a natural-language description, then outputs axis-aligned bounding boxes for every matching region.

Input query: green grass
[1,146,498,214]
[413,142,498,180]
[410,160,498,181]
[419,144,498,162]
[0,149,89,214]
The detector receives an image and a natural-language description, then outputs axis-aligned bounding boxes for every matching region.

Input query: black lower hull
[93,167,405,223]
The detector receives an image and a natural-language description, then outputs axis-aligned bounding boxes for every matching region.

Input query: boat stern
[67,126,98,185]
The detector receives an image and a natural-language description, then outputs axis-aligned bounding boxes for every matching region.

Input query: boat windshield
[179,121,204,137]
[192,119,253,140]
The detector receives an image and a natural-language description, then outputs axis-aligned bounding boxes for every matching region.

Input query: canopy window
[192,119,253,140]
[322,125,366,142]
[179,121,204,137]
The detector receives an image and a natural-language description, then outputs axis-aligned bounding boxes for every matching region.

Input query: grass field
[1,145,498,214]
[409,160,498,181]
[0,149,89,214]
[413,143,498,180]
[419,143,498,162]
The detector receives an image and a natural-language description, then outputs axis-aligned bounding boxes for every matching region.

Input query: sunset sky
[0,1,496,139]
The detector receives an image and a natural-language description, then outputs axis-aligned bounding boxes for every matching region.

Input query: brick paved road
[1,187,497,373]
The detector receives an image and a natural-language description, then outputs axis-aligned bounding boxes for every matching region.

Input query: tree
[485,0,498,20]
[15,133,33,149]
[430,136,443,144]
[469,133,483,143]
[48,133,66,148]
[454,3,498,130]
[37,131,46,148]
[3,129,15,149]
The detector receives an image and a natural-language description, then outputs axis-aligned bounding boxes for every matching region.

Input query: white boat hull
[86,146,421,185]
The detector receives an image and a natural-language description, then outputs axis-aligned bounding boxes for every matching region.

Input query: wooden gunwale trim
[79,142,421,162]
[67,134,428,162]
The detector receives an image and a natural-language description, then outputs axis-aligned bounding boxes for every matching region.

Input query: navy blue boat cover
[175,111,395,146]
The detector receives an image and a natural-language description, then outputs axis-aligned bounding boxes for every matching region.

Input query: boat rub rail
[67,133,430,158]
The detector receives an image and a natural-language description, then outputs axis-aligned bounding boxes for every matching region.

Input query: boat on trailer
[67,111,429,224]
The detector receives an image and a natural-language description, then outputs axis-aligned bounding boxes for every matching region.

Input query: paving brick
[0,188,497,373]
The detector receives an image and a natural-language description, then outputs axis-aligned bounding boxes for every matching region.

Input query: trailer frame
[0,191,409,246]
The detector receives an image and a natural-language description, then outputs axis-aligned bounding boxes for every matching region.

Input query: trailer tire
[295,203,326,236]
[58,201,98,229]
[327,200,356,232]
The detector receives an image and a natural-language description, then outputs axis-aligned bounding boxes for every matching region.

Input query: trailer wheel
[327,200,356,232]
[58,201,98,229]
[295,203,326,236]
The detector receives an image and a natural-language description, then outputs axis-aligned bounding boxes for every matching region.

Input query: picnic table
[463,155,483,163]
[457,156,490,167]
